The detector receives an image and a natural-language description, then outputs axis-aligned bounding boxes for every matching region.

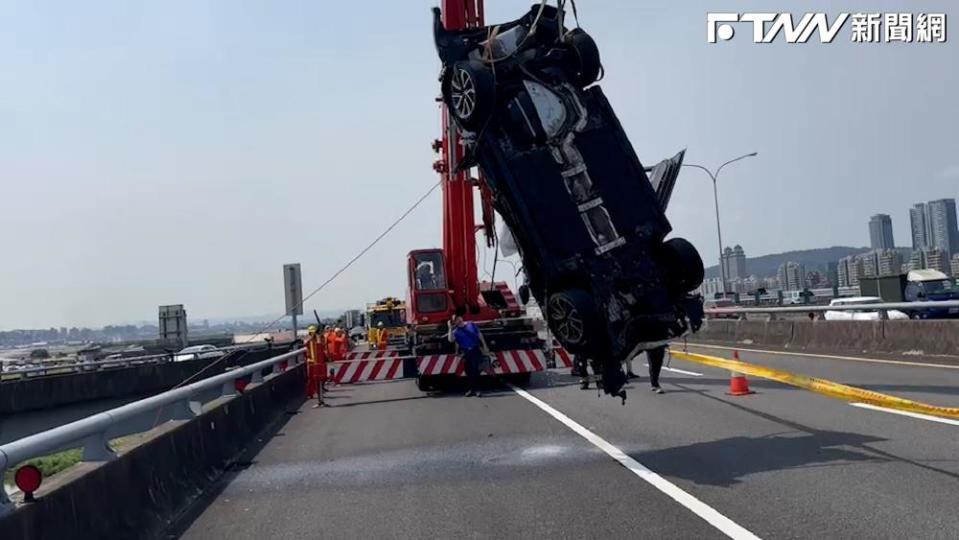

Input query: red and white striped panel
[494,282,522,313]
[492,349,547,374]
[553,347,575,369]
[344,350,400,361]
[330,358,404,384]
[479,281,523,316]
[416,354,465,376]
[417,349,548,377]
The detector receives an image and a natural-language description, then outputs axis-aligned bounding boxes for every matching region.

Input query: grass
[4,449,83,485]
[4,436,134,487]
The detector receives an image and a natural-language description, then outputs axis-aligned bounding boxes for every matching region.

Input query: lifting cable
[163,179,444,393]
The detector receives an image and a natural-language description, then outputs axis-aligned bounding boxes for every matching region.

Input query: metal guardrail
[0,343,270,381]
[0,347,304,513]
[707,300,959,319]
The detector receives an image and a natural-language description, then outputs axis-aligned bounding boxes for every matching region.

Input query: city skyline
[1,1,956,328]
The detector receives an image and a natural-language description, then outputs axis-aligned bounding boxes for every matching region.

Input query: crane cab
[407,249,452,326]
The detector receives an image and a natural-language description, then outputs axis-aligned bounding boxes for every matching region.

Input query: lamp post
[683,152,758,297]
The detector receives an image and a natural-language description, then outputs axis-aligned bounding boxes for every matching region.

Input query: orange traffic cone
[727,350,754,396]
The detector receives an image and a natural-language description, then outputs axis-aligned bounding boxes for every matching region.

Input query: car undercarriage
[433,4,705,400]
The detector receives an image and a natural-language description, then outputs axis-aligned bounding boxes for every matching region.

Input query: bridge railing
[0,343,272,381]
[706,299,959,319]
[0,347,304,512]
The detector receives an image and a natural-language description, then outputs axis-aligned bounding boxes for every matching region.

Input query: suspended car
[433,4,704,400]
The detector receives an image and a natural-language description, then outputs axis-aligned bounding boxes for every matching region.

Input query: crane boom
[439,0,483,315]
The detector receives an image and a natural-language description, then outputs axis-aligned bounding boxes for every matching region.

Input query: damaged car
[433,4,705,400]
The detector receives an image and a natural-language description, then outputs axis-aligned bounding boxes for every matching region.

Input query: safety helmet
[307,325,317,334]
[377,322,384,327]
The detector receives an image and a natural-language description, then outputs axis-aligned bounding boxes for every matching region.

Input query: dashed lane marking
[510,385,761,540]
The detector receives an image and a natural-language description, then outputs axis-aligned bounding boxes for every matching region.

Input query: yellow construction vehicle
[366,297,408,350]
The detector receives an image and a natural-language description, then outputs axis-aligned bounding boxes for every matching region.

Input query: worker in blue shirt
[448,311,491,397]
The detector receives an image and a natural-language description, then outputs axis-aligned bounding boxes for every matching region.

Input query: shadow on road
[636,430,883,487]
[635,382,959,487]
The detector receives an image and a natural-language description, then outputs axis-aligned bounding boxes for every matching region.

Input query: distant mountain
[704,246,913,279]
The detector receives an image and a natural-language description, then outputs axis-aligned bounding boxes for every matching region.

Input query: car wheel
[662,237,705,293]
[565,29,601,88]
[547,289,596,353]
[447,61,494,130]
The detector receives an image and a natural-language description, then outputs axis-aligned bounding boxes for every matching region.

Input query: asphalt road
[176,345,959,539]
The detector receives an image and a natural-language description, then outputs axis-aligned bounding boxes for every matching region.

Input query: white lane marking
[648,364,703,377]
[686,343,959,370]
[850,403,959,426]
[510,385,761,540]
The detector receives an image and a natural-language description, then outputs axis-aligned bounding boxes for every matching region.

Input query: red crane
[406,0,544,385]
[407,0,501,327]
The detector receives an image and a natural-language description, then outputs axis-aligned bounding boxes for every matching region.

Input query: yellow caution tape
[669,349,959,421]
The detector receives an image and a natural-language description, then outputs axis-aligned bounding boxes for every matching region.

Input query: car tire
[518,284,531,305]
[566,29,601,88]
[662,237,705,293]
[447,61,495,131]
[547,288,596,354]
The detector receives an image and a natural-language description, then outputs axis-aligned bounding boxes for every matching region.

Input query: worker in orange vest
[305,325,328,407]
[376,322,389,351]
[322,325,334,357]
[331,327,348,361]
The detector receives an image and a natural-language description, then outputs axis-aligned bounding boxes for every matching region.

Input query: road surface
[175,345,959,539]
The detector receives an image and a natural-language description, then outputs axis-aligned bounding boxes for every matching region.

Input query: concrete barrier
[697,320,738,342]
[0,346,295,415]
[695,318,959,358]
[883,320,959,356]
[762,320,794,347]
[732,320,766,344]
[0,364,306,540]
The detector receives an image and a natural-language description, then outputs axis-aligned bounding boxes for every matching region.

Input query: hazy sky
[1,1,956,328]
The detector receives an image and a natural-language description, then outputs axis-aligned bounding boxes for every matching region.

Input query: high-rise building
[877,249,904,276]
[951,254,959,277]
[910,204,928,249]
[721,245,748,281]
[868,214,895,250]
[837,255,863,287]
[911,199,959,255]
[924,247,950,274]
[860,251,879,278]
[927,199,959,255]
[777,262,806,291]
[909,249,925,271]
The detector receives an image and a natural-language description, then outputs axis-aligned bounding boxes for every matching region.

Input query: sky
[1,0,957,329]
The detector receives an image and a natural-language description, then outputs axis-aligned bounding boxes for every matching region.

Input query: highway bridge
[2,317,959,539]
[174,342,959,539]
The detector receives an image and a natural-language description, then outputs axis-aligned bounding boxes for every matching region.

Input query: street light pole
[683,152,758,297]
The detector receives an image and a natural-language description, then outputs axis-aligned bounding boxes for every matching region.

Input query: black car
[433,5,704,399]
